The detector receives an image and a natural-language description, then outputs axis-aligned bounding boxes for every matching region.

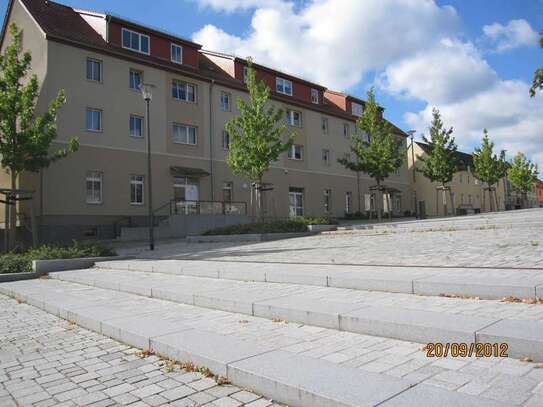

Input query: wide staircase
[2,256,543,406]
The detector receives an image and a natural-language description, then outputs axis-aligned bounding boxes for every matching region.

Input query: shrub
[203,219,308,235]
[0,241,116,274]
[295,216,338,225]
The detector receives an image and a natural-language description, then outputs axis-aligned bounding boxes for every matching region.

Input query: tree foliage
[0,23,78,178]
[418,108,459,186]
[225,58,294,184]
[350,88,404,185]
[530,30,543,97]
[507,152,538,194]
[472,129,507,187]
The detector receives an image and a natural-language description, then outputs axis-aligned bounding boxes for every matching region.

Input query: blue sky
[1,0,542,165]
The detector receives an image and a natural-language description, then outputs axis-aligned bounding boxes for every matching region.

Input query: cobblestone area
[118,228,543,268]
[0,296,279,407]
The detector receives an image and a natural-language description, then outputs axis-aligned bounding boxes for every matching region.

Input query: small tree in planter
[507,152,538,208]
[225,58,294,219]
[472,130,507,212]
[342,88,404,221]
[0,24,79,249]
[418,108,459,216]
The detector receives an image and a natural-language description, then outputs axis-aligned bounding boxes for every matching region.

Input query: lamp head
[139,83,155,101]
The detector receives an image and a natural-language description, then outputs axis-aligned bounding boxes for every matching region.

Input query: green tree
[507,152,538,208]
[0,24,78,249]
[472,129,507,212]
[225,58,294,218]
[418,108,459,216]
[530,30,543,97]
[345,88,404,221]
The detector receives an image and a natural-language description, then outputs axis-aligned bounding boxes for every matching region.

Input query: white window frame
[276,77,293,96]
[129,69,143,90]
[311,88,319,104]
[86,108,102,132]
[324,189,332,213]
[130,175,145,205]
[286,109,302,127]
[122,28,150,55]
[322,149,330,165]
[220,91,231,112]
[288,144,303,160]
[322,117,328,134]
[352,102,363,117]
[345,191,352,214]
[172,79,196,103]
[86,171,103,204]
[343,123,350,138]
[129,115,144,138]
[173,123,198,145]
[171,43,183,64]
[222,130,230,151]
[288,187,304,217]
[86,58,102,82]
[222,182,233,203]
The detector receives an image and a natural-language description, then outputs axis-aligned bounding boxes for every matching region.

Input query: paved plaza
[0,296,279,407]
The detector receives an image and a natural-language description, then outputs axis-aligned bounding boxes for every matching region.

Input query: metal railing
[169,199,247,216]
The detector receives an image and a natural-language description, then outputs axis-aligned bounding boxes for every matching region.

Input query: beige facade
[0,0,412,240]
[408,142,511,217]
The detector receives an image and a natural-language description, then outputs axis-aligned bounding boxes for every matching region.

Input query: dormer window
[276,77,293,96]
[352,102,363,117]
[122,28,150,54]
[171,44,183,64]
[243,66,249,83]
[311,89,319,104]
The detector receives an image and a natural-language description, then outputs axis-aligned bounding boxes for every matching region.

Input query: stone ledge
[186,232,314,243]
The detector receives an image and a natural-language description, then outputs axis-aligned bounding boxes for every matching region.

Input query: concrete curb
[32,256,132,274]
[186,232,314,243]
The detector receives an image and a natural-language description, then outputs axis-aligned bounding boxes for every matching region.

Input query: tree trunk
[257,176,264,221]
[387,193,392,220]
[376,181,382,222]
[493,186,500,212]
[356,172,361,213]
[482,189,486,213]
[442,185,447,217]
[435,188,439,217]
[449,188,456,216]
[8,172,17,251]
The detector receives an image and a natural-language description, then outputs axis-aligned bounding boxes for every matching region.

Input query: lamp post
[407,130,417,218]
[139,83,156,251]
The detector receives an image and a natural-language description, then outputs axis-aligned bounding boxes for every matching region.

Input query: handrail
[169,199,247,216]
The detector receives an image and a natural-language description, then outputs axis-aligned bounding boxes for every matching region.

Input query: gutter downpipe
[209,80,215,200]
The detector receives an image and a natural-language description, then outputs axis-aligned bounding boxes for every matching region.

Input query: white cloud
[192,0,285,13]
[482,19,539,53]
[381,39,497,104]
[192,0,460,89]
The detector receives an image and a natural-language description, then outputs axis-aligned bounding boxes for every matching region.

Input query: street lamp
[139,83,156,250]
[407,130,417,218]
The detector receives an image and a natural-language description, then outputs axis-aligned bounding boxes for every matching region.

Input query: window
[276,77,293,96]
[130,175,144,205]
[289,187,304,217]
[223,182,233,203]
[343,123,350,138]
[322,149,330,165]
[220,92,231,112]
[322,117,328,134]
[129,69,142,90]
[86,108,102,132]
[86,171,102,204]
[468,194,472,204]
[287,144,303,160]
[222,130,230,150]
[171,43,183,64]
[311,88,319,104]
[461,193,465,205]
[129,115,143,138]
[243,66,249,83]
[86,58,101,82]
[172,80,196,102]
[345,192,352,214]
[394,196,402,212]
[285,110,302,127]
[324,189,332,213]
[122,28,150,54]
[173,123,197,145]
[352,102,363,117]
[459,173,463,183]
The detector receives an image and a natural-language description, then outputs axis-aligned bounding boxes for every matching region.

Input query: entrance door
[173,176,199,214]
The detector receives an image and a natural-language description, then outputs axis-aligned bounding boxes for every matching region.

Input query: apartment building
[0,0,412,241]
[408,142,511,216]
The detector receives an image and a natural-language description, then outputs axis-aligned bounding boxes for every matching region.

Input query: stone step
[49,268,543,362]
[95,259,543,300]
[0,279,509,407]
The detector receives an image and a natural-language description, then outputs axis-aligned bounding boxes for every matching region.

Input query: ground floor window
[345,192,352,214]
[324,189,332,213]
[394,195,401,212]
[86,171,102,204]
[130,175,144,205]
[173,176,199,214]
[289,187,304,217]
[222,182,233,203]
